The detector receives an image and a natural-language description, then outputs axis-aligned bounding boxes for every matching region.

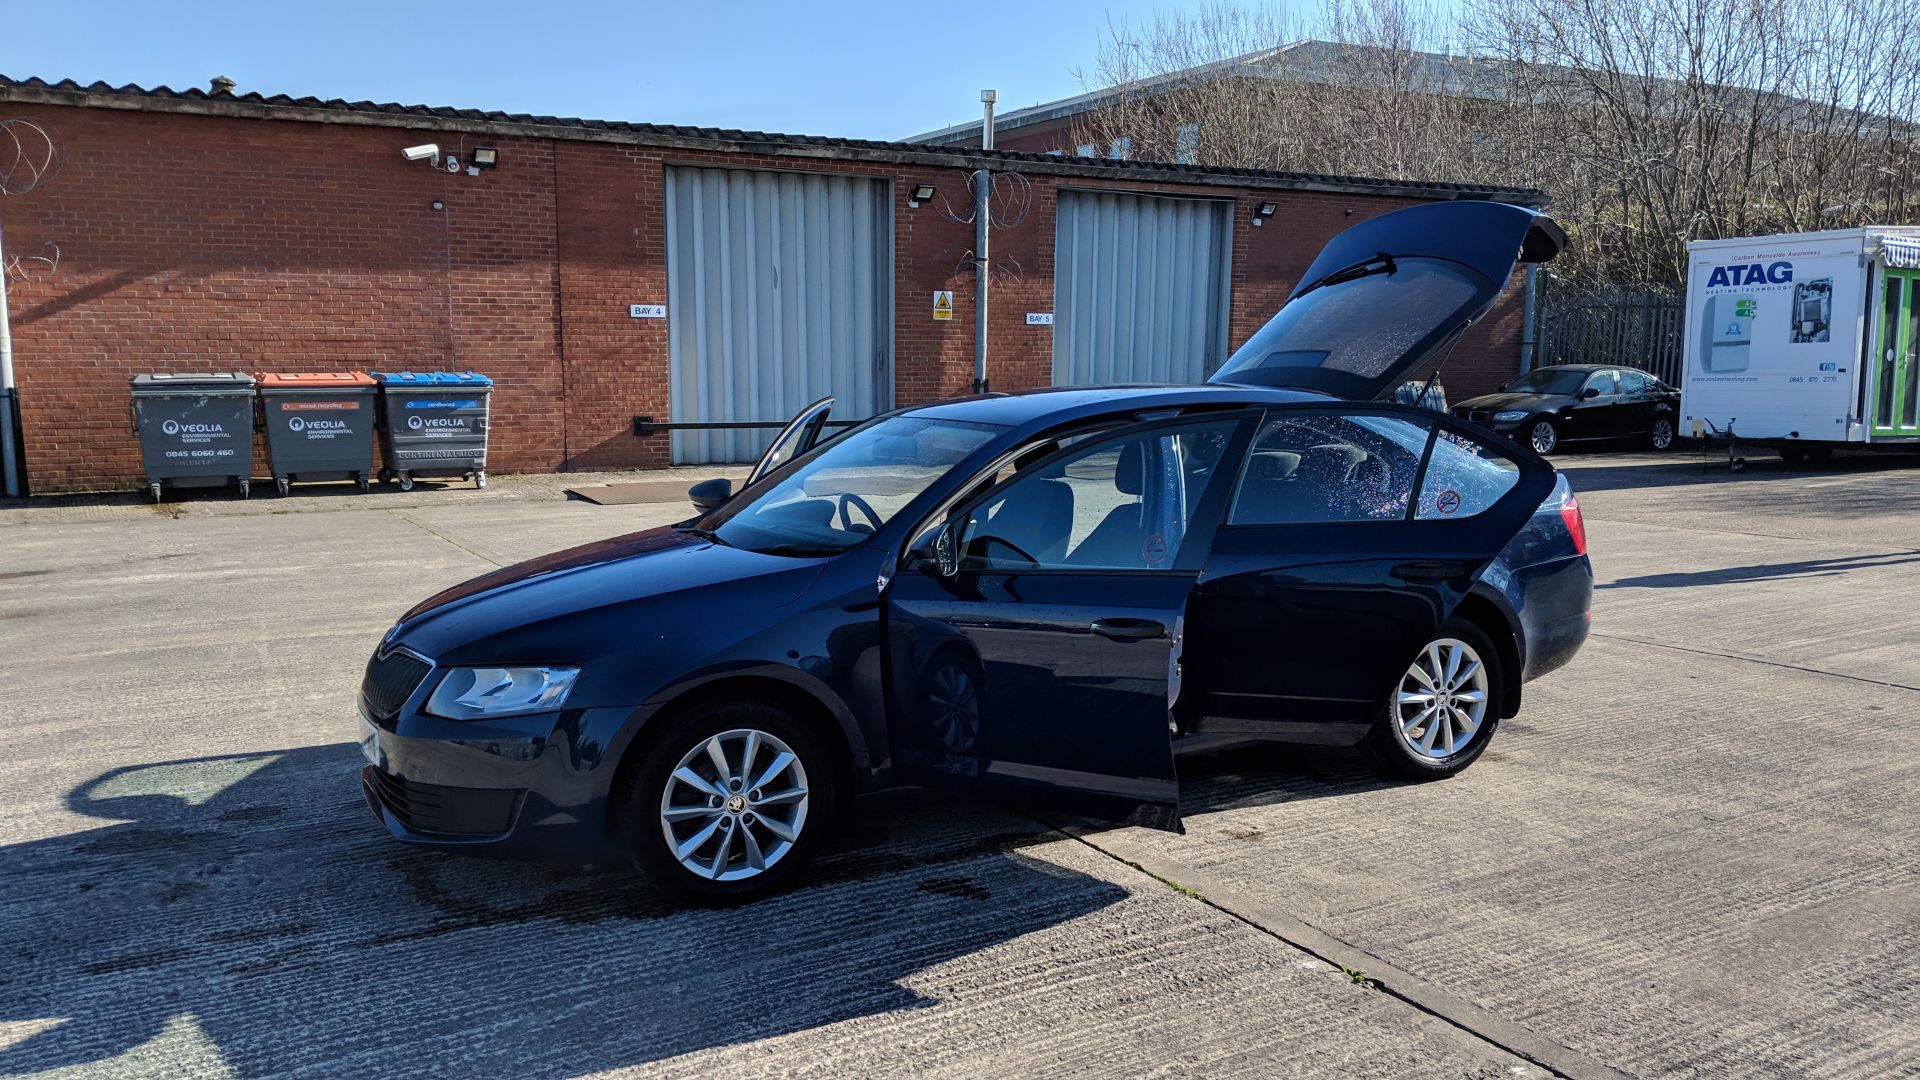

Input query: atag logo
[1706,261,1793,288]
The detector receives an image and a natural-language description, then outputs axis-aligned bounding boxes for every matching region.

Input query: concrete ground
[0,448,1914,1078]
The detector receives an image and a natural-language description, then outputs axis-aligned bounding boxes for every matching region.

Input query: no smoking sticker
[1141,534,1168,564]
[1436,489,1462,515]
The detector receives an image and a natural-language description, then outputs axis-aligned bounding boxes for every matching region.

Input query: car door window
[960,420,1238,571]
[1230,412,1430,525]
[1584,371,1619,397]
[1617,370,1653,395]
[1415,429,1521,520]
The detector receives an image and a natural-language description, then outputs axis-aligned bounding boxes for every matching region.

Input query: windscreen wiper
[1309,251,1399,292]
[674,523,730,547]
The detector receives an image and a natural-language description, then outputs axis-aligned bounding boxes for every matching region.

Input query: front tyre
[1527,418,1560,455]
[623,700,834,903]
[1363,620,1503,781]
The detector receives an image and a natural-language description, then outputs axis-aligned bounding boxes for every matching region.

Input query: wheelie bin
[130,373,257,500]
[370,370,492,490]
[255,371,379,495]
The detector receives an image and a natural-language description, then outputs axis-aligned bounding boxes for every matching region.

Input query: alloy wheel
[928,663,980,751]
[1529,420,1558,455]
[659,727,809,882]
[1651,418,1674,450]
[1394,638,1489,760]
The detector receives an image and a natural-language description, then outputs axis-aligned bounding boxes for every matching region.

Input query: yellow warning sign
[933,291,953,321]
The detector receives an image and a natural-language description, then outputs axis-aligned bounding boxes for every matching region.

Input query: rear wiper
[1311,252,1399,291]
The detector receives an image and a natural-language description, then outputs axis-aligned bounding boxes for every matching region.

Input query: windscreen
[1210,257,1493,399]
[1502,369,1587,395]
[705,416,1004,555]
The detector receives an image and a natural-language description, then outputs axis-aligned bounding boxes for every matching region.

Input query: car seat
[977,477,1075,564]
[1067,441,1152,567]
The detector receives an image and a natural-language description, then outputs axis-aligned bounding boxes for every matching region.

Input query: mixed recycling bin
[256,371,379,495]
[130,373,257,501]
[371,370,492,490]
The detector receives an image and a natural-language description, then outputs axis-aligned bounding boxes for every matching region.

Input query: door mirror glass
[934,521,959,577]
[1579,386,1601,400]
[688,477,732,513]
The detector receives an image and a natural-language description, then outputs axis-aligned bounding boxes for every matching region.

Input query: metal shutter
[1052,190,1231,386]
[666,166,891,464]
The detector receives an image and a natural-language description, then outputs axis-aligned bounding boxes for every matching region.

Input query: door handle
[1392,560,1472,582]
[1090,618,1165,641]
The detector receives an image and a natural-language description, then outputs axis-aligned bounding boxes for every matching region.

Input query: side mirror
[687,477,732,513]
[934,522,959,577]
[1580,387,1602,400]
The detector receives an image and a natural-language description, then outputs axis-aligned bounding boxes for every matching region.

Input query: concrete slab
[0,448,1915,1077]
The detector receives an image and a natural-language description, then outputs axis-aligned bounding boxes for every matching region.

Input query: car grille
[361,649,431,718]
[1464,409,1496,424]
[366,768,523,837]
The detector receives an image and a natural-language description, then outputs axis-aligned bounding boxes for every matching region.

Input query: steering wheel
[837,492,883,534]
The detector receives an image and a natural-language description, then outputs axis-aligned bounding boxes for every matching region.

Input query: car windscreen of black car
[704,416,1004,555]
[1502,369,1586,395]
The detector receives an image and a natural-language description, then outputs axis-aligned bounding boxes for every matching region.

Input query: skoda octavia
[358,201,1592,900]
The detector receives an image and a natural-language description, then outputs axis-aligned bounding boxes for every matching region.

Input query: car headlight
[425,666,580,720]
[1492,410,1530,423]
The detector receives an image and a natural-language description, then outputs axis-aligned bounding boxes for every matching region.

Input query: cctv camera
[402,143,440,163]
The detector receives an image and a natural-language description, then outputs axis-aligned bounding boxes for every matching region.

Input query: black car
[357,201,1594,900]
[1453,365,1680,455]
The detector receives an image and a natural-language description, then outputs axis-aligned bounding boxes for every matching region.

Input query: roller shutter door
[666,165,891,464]
[1052,190,1231,386]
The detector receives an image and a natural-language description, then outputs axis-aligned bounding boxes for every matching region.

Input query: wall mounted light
[1252,201,1278,227]
[470,146,499,170]
[908,183,936,209]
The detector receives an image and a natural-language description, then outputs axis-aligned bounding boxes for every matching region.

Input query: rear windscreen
[1212,258,1490,391]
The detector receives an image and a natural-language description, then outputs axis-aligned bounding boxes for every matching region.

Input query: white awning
[1882,236,1920,269]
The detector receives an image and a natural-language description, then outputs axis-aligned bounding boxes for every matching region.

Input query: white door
[666,166,891,464]
[1052,190,1231,386]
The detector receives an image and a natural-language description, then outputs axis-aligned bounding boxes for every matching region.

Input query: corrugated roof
[0,73,1545,203]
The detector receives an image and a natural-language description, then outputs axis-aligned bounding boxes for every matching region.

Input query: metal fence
[1535,284,1685,385]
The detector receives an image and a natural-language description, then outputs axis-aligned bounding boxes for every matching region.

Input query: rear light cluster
[1559,496,1588,556]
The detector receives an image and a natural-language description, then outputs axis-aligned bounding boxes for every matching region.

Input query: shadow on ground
[1598,549,1920,589]
[0,746,1126,1075]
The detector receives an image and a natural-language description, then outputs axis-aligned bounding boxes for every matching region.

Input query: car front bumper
[358,702,643,862]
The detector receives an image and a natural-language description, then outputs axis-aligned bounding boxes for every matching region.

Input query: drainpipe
[0,214,18,498]
[973,90,997,395]
[1519,264,1539,374]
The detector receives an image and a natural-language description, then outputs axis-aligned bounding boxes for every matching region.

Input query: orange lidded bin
[254,371,379,495]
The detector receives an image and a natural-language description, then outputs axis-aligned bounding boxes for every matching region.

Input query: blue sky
[0,0,1300,141]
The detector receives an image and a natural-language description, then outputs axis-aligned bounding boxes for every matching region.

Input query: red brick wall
[0,102,1525,493]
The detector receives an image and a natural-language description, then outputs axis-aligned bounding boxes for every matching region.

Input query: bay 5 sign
[356,202,1595,903]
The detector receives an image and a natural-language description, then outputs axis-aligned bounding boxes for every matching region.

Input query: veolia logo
[290,417,347,432]
[161,419,225,436]
[407,414,424,431]
[161,420,179,435]
[1706,261,1793,288]
[288,416,305,432]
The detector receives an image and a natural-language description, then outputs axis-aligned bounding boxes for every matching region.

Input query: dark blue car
[358,201,1592,900]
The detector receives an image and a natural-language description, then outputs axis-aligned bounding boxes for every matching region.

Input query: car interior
[1231,415,1425,525]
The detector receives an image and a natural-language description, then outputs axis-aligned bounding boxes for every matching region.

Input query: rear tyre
[1363,619,1503,781]
[622,699,835,903]
[1649,416,1675,451]
[1527,418,1559,456]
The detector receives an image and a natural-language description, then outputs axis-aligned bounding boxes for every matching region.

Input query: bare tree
[1069,0,1920,287]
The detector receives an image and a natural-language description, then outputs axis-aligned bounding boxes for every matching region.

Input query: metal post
[973,90,998,395]
[0,214,19,498]
[1519,264,1538,374]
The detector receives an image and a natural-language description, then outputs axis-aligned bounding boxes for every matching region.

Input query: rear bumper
[1515,554,1592,682]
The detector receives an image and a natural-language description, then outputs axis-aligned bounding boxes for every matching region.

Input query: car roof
[902,384,1330,428]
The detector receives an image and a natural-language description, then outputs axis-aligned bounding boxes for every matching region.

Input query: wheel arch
[601,669,863,847]
[1453,587,1524,719]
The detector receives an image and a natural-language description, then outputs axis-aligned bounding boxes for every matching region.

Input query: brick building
[0,76,1541,494]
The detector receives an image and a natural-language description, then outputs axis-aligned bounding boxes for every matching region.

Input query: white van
[1681,228,1920,462]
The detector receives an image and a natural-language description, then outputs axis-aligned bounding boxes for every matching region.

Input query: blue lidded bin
[370,370,493,490]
